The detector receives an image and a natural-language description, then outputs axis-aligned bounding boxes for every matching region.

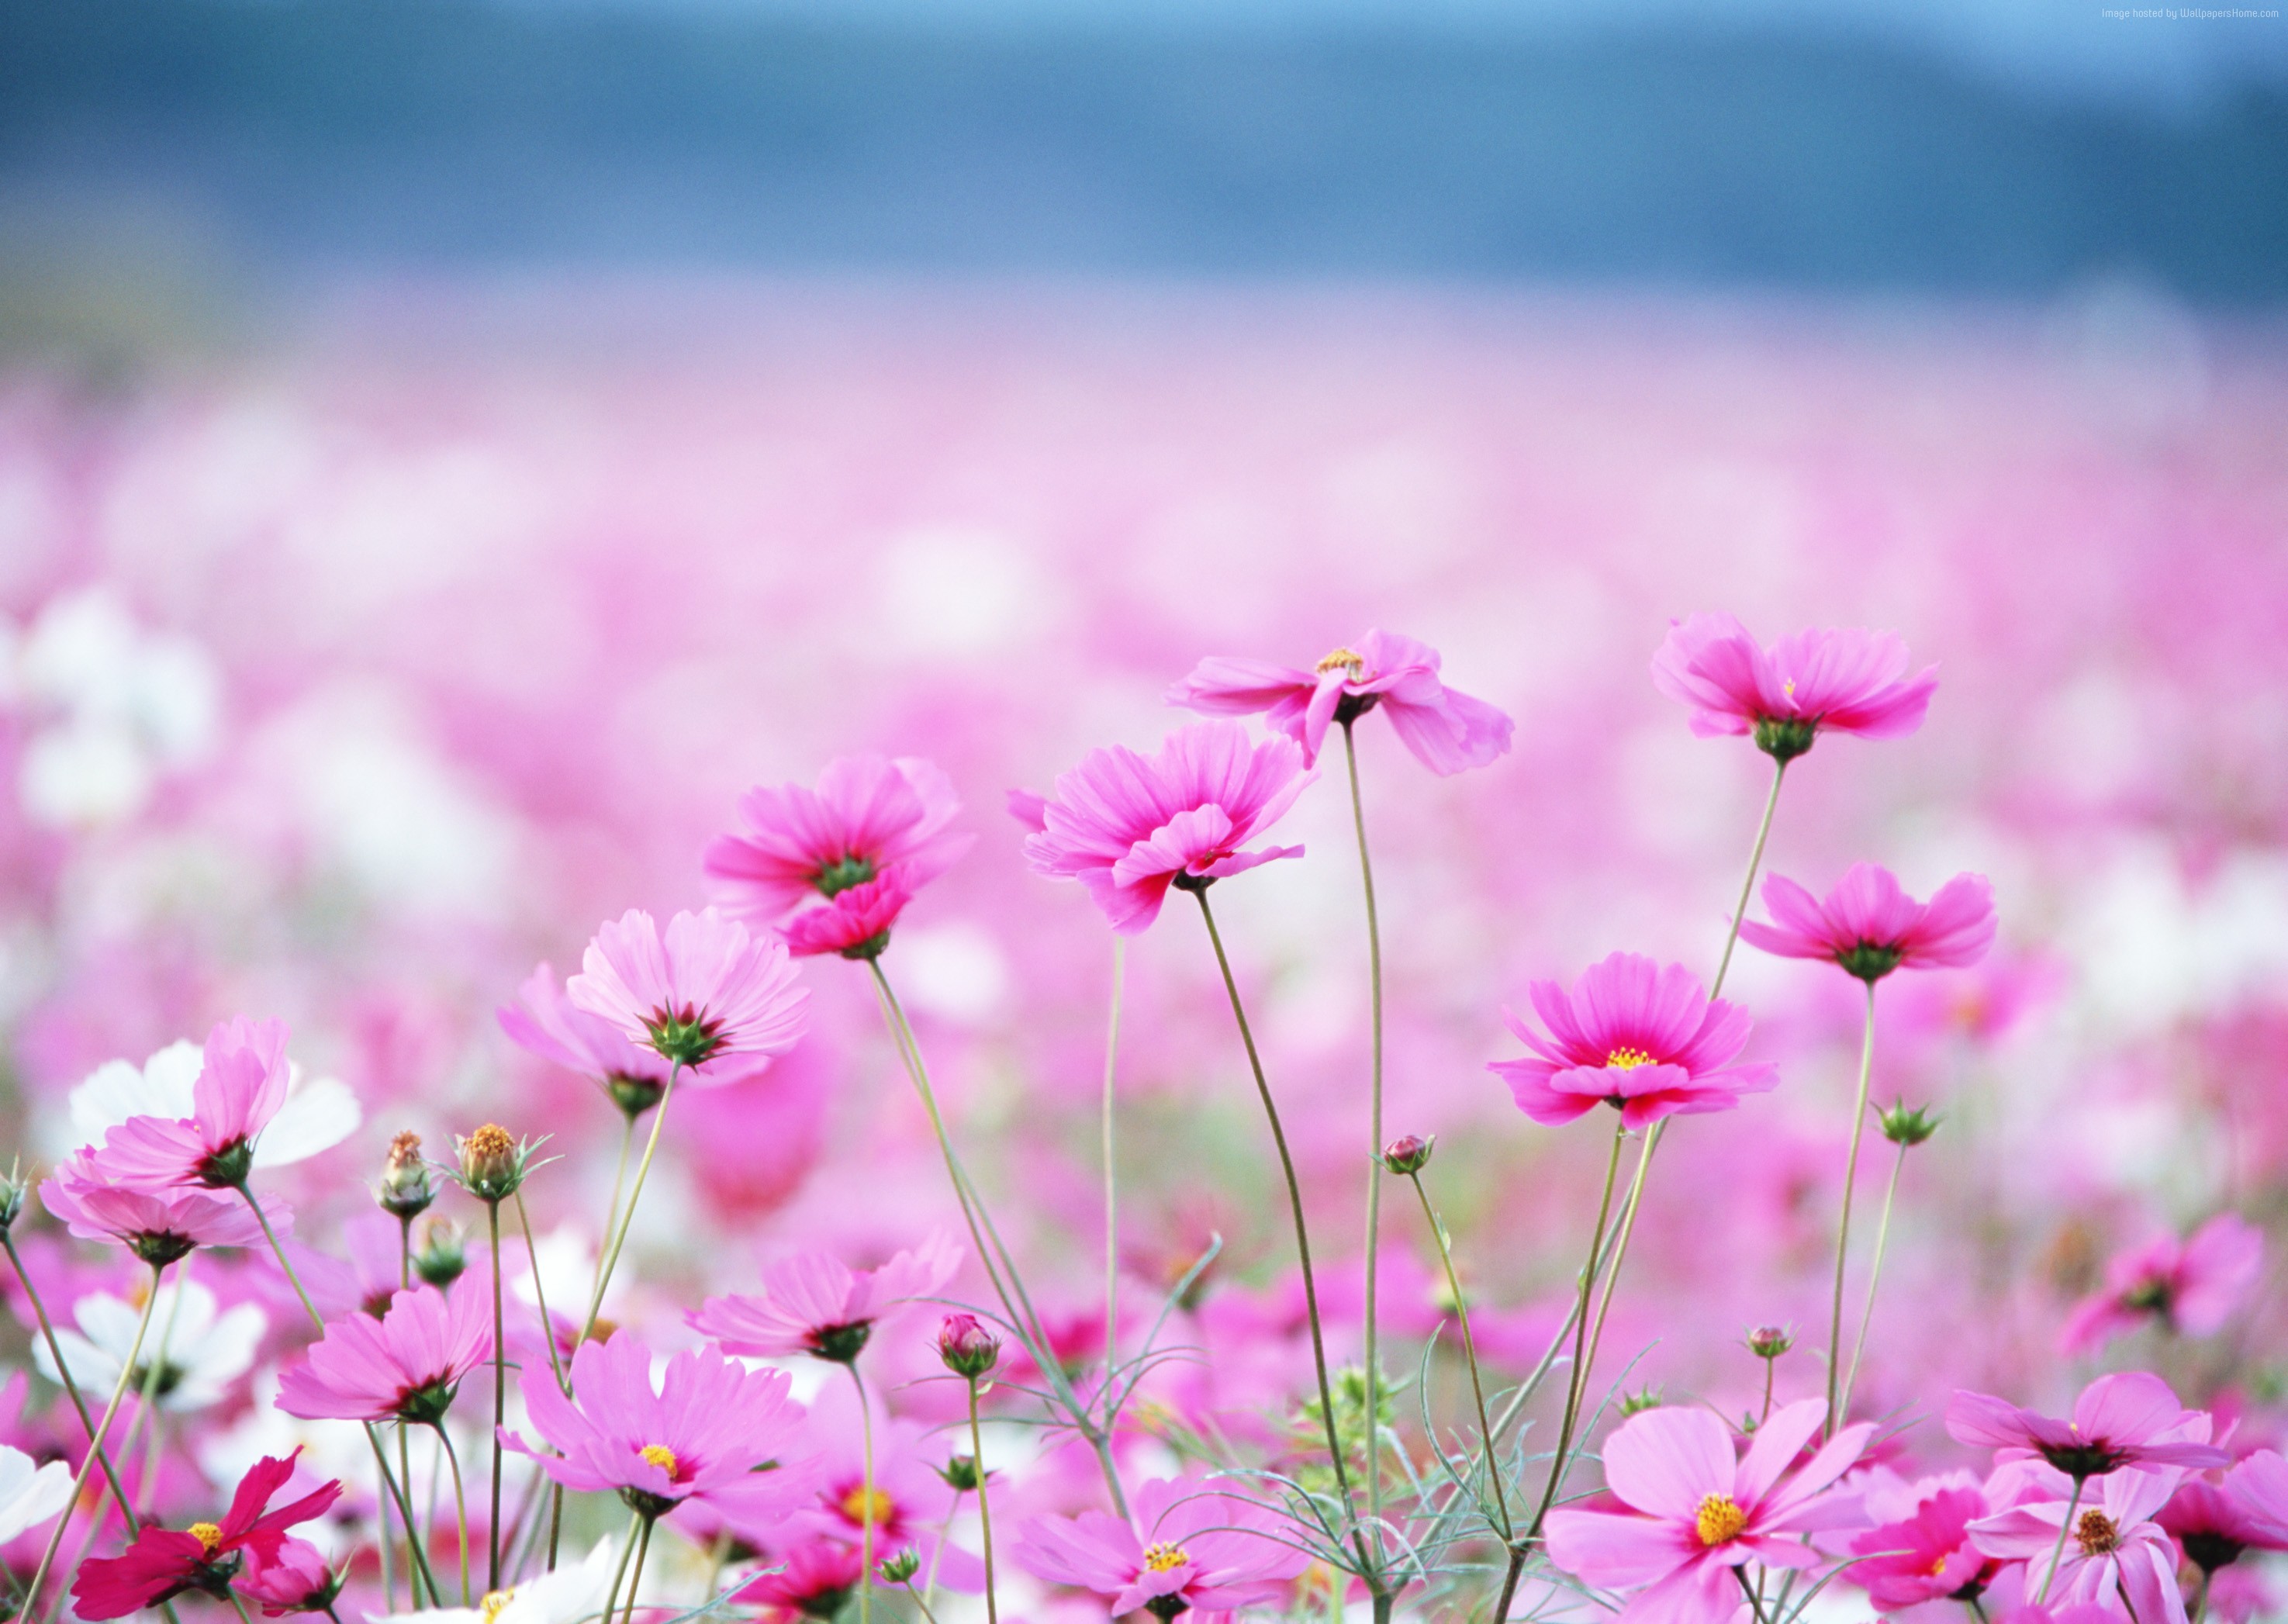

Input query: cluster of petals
[275,1277,493,1423]
[1489,951,1778,1128]
[504,1332,810,1524]
[1166,628,1513,774]
[690,1232,959,1360]
[2061,1212,2264,1354]
[72,1450,341,1620]
[238,1538,340,1617]
[567,906,810,1070]
[1543,1398,1872,1623]
[1650,613,1937,744]
[36,1277,264,1413]
[41,1146,278,1257]
[2158,1451,2288,1575]
[1847,1471,2012,1611]
[502,961,757,1095]
[736,1539,867,1621]
[1024,720,1312,932]
[1012,1474,1309,1616]
[1741,863,1997,981]
[1946,1373,2228,1478]
[1968,1465,2189,1624]
[88,1018,300,1187]
[70,1028,358,1175]
[375,1536,620,1624]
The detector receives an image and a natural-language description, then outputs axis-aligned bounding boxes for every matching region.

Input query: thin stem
[851,1364,876,1624]
[582,1063,683,1344]
[1342,720,1391,1581]
[1825,982,1879,1439]
[2190,1570,2212,1624]
[515,1191,571,1393]
[1525,1119,1627,1535]
[966,1380,999,1624]
[1,1231,140,1531]
[434,1422,472,1605]
[1759,1357,1777,1425]
[1735,1567,1772,1624]
[488,1200,506,1591]
[1102,936,1125,1429]
[1968,1596,1992,1624]
[22,1263,162,1619]
[1406,1172,1509,1540]
[620,1515,655,1624]
[591,1113,638,1305]
[1840,1138,1910,1423]
[2039,1478,2085,1603]
[1714,759,1788,1001]
[600,1512,642,1623]
[899,1581,945,1624]
[226,1588,258,1624]
[1188,886,1360,1526]
[391,1218,412,1609]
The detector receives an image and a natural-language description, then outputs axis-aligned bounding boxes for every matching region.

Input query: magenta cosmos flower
[1847,1474,2009,1612]
[238,1537,344,1617]
[778,869,918,961]
[1969,1466,2188,1624]
[1024,721,1311,933]
[275,1277,491,1425]
[2158,1453,2288,1578]
[703,753,972,953]
[1651,613,1937,761]
[1166,629,1513,775]
[1013,1474,1308,1620]
[91,1017,294,1189]
[566,906,810,1070]
[41,1148,277,1266]
[503,1332,810,1527]
[1544,1398,1871,1623]
[2062,1213,2263,1355]
[1488,951,1778,1129]
[499,961,772,1110]
[736,1539,868,1622]
[71,1450,341,1620]
[1948,1373,2228,1480]
[689,1232,959,1363]
[1739,863,1996,983]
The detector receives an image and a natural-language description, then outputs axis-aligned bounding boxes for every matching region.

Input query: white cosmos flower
[69,1038,361,1166]
[375,1534,619,1624]
[0,1443,72,1543]
[35,1278,264,1413]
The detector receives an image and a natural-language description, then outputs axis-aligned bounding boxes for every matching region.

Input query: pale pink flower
[566,907,810,1069]
[499,962,772,1098]
[1739,863,1996,983]
[1543,1398,1872,1623]
[1969,1466,2188,1624]
[40,1148,278,1266]
[275,1277,493,1425]
[1651,613,1937,758]
[1948,1373,2229,1478]
[1488,951,1778,1129]
[2061,1214,2263,1354]
[2228,1450,2288,1546]
[1023,721,1311,932]
[1166,629,1513,773]
[1012,1474,1308,1618]
[703,754,972,923]
[689,1233,959,1363]
[90,1017,295,1188]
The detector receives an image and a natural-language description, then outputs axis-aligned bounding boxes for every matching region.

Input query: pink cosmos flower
[1166,629,1513,774]
[89,1017,294,1188]
[238,1536,343,1616]
[503,1332,810,1527]
[1543,1398,1870,1623]
[1993,1608,2120,1624]
[1738,864,1997,983]
[71,1451,341,1620]
[703,754,972,931]
[501,962,766,1107]
[1947,1373,2229,1479]
[2159,1456,2288,1579]
[787,1380,987,1589]
[1023,721,1311,932]
[40,1149,277,1266]
[1848,1476,2007,1611]
[736,1539,867,1621]
[778,869,918,960]
[2226,1450,2288,1546]
[275,1277,492,1425]
[1488,951,1778,1129]
[2061,1214,2264,1354]
[1969,1466,2188,1624]
[1012,1474,1308,1619]
[689,1232,960,1363]
[566,907,810,1070]
[1650,613,1937,758]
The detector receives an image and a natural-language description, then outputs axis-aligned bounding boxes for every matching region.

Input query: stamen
[2075,1510,2121,1555]
[1606,1046,1655,1071]
[841,1484,895,1528]
[1315,647,1366,679]
[188,1521,223,1553]
[480,1592,514,1622]
[640,1443,679,1475]
[1142,1542,1191,1573]
[1694,1493,1747,1546]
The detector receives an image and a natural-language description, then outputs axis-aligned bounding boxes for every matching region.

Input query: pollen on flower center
[841,1484,895,1528]
[1606,1046,1655,1071]
[1142,1542,1191,1572]
[640,1443,679,1475]
[1315,647,1366,679]
[479,1591,514,1622]
[1694,1493,1747,1546]
[2075,1510,2122,1555]
[188,1520,223,1553]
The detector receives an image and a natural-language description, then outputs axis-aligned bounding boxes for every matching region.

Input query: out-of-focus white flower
[375,1535,619,1624]
[35,1278,264,1413]
[70,1039,361,1168]
[0,1444,72,1543]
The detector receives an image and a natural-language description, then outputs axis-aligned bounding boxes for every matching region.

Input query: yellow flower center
[188,1521,223,1553]
[1142,1542,1191,1573]
[2075,1510,2121,1555]
[479,1592,513,1622]
[1927,1555,1949,1576]
[842,1485,895,1528]
[1695,1494,1747,1546]
[639,1444,678,1475]
[1606,1046,1655,1071]
[1315,648,1366,679]
[1783,679,1796,698]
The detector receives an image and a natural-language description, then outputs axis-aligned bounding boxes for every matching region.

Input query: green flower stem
[852,1363,876,1624]
[487,1200,506,1591]
[1840,1136,1910,1424]
[620,1515,655,1624]
[968,1379,999,1624]
[2039,1477,2085,1603]
[1340,720,1393,1596]
[599,1511,643,1624]
[582,1062,683,1346]
[1406,1171,1509,1540]
[434,1421,472,1605]
[0,1231,140,1531]
[1825,982,1878,1439]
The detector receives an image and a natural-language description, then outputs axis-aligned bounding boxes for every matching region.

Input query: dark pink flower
[1849,1478,2006,1611]
[503,1333,810,1526]
[779,870,917,961]
[1651,613,1937,759]
[2062,1214,2264,1354]
[40,1149,278,1266]
[1023,721,1311,933]
[1948,1373,2229,1478]
[71,1451,340,1620]
[1739,863,1996,983]
[1013,1474,1308,1618]
[689,1234,959,1363]
[703,754,972,925]
[275,1277,492,1425]
[89,1018,294,1189]
[1543,1398,1871,1621]
[238,1536,343,1615]
[1166,629,1513,774]
[1488,951,1778,1129]
[1969,1467,2186,1624]
[566,907,810,1070]
[736,1539,868,1621]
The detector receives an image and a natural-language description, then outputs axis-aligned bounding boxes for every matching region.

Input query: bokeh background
[2,0,2286,1607]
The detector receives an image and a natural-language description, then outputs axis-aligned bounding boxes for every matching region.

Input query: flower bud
[413,1218,466,1289]
[936,1454,986,1494]
[878,1550,921,1585]
[455,1124,524,1204]
[1380,1134,1434,1176]
[1879,1101,1941,1147]
[375,1132,435,1221]
[1617,1385,1665,1417]
[0,1159,26,1234]
[937,1312,1001,1380]
[1745,1325,1794,1360]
